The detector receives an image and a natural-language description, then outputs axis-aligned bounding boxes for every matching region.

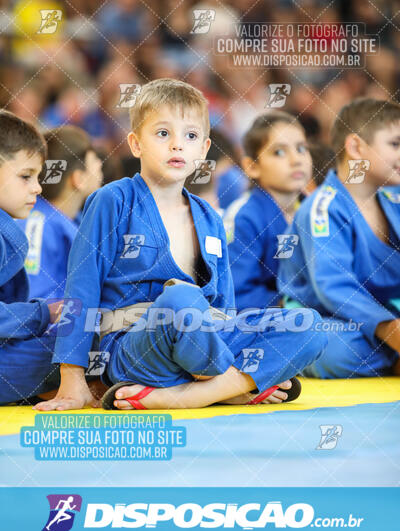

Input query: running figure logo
[317,425,343,450]
[191,160,216,184]
[190,9,216,34]
[274,234,299,259]
[121,234,145,259]
[241,348,264,373]
[117,84,141,108]
[86,351,110,376]
[42,160,67,184]
[266,84,291,108]
[44,298,82,337]
[346,159,370,184]
[42,494,82,531]
[37,10,62,34]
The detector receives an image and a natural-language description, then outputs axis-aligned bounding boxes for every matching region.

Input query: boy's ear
[344,133,365,160]
[127,132,141,158]
[70,169,85,191]
[202,137,211,159]
[242,156,260,179]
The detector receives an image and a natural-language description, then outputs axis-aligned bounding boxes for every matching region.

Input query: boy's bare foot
[88,379,109,400]
[218,379,293,405]
[111,380,293,410]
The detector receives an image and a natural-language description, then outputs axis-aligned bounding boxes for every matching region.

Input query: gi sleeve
[52,187,121,367]
[0,299,49,340]
[298,203,395,344]
[0,233,50,339]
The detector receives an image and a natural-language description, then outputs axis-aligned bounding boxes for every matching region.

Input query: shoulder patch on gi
[24,210,45,274]
[223,191,251,244]
[310,185,337,237]
[381,189,400,203]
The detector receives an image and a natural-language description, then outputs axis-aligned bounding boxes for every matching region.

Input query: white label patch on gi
[121,234,145,258]
[24,210,45,274]
[311,185,337,237]
[205,236,222,257]
[241,348,264,373]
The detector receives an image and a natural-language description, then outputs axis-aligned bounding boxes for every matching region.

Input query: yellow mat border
[0,377,399,436]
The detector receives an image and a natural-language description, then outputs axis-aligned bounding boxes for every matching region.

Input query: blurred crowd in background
[0,0,400,187]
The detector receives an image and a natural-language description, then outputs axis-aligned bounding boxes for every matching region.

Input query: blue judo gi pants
[106,284,328,393]
[0,334,59,404]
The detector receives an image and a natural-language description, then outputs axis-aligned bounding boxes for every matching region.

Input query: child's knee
[156,284,208,314]
[303,310,328,355]
[287,309,328,364]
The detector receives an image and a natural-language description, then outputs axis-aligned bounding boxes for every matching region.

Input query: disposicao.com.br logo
[81,501,364,528]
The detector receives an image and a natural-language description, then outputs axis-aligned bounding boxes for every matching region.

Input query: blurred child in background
[208,129,248,210]
[305,142,335,195]
[74,146,124,226]
[279,98,400,378]
[224,111,312,311]
[18,126,103,299]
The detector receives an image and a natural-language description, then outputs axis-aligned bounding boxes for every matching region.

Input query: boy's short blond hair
[129,78,210,138]
[331,98,400,162]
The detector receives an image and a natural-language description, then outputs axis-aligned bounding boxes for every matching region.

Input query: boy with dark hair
[18,126,103,299]
[279,98,400,378]
[0,110,61,404]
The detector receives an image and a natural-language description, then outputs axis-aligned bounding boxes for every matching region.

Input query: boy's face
[0,150,43,219]
[361,123,400,186]
[244,122,312,194]
[127,104,211,184]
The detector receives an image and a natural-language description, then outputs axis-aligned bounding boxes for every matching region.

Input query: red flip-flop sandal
[102,382,155,410]
[247,377,301,405]
[247,385,279,405]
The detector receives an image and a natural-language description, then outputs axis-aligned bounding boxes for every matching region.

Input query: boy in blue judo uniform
[17,126,103,299]
[0,111,62,404]
[224,111,312,310]
[278,98,400,378]
[34,79,327,412]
